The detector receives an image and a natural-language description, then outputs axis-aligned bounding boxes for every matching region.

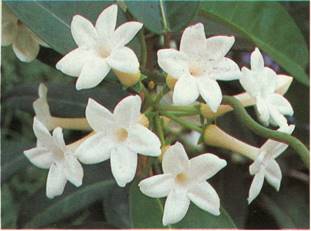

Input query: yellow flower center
[98,47,111,58]
[189,65,203,77]
[175,172,188,184]
[115,128,128,142]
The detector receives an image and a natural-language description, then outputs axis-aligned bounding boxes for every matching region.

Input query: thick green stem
[158,104,199,113]
[222,95,309,167]
[161,112,202,133]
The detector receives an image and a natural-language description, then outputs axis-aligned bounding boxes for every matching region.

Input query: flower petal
[95,4,117,38]
[268,104,288,128]
[240,67,260,97]
[46,163,67,199]
[76,133,114,164]
[261,67,277,96]
[71,15,97,48]
[209,57,240,81]
[113,21,143,48]
[110,146,137,187]
[24,147,54,169]
[127,124,161,156]
[76,57,110,90]
[247,168,265,204]
[139,174,174,198]
[107,47,139,74]
[205,36,235,60]
[173,76,199,105]
[52,127,66,151]
[162,142,189,175]
[2,20,17,46]
[162,189,190,226]
[188,181,220,216]
[33,117,53,148]
[255,97,270,126]
[197,78,222,112]
[268,94,293,116]
[250,48,264,71]
[264,160,282,191]
[189,154,227,182]
[157,49,189,79]
[64,154,84,187]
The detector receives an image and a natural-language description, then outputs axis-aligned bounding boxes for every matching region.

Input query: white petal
[173,76,199,105]
[162,189,190,226]
[276,74,293,95]
[264,160,282,191]
[127,124,161,156]
[95,4,117,38]
[2,21,17,46]
[113,21,143,48]
[76,57,110,90]
[13,25,39,62]
[209,57,240,81]
[157,49,189,79]
[268,104,288,128]
[52,127,66,150]
[255,97,270,126]
[64,154,84,187]
[56,48,93,77]
[240,67,260,97]
[110,146,137,187]
[261,67,278,96]
[76,133,113,164]
[197,78,222,112]
[188,181,220,216]
[46,163,67,199]
[139,174,174,198]
[33,97,52,130]
[24,147,54,169]
[251,48,264,71]
[71,15,97,48]
[205,36,235,61]
[268,94,293,116]
[247,168,265,204]
[107,47,139,74]
[113,95,141,128]
[162,142,189,175]
[85,98,115,132]
[33,117,53,148]
[189,154,227,182]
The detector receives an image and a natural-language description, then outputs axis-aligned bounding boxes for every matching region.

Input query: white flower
[2,5,48,62]
[24,118,84,199]
[247,125,295,204]
[157,23,240,112]
[76,95,161,187]
[240,48,294,128]
[139,142,227,226]
[56,4,143,90]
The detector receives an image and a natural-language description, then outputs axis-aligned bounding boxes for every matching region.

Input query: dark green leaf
[201,2,309,85]
[1,184,18,228]
[126,1,200,34]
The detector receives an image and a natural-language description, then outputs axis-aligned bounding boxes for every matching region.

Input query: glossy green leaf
[126,1,200,34]
[129,181,236,228]
[201,2,309,85]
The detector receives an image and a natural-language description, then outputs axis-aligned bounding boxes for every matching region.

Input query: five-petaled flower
[56,4,143,90]
[139,142,227,226]
[240,48,294,128]
[24,118,84,199]
[76,95,161,187]
[157,23,240,112]
[247,125,295,204]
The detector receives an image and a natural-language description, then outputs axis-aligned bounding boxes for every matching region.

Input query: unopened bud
[148,80,156,90]
[113,69,141,87]
[200,103,231,119]
[166,74,177,90]
[159,144,170,161]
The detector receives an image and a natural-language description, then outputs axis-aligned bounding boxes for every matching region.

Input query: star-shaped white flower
[240,48,294,128]
[157,23,240,112]
[247,125,295,204]
[56,4,143,90]
[24,118,84,199]
[76,95,161,187]
[2,5,48,62]
[139,142,227,226]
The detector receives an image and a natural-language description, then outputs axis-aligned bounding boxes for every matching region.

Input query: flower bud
[159,144,170,161]
[200,103,231,119]
[113,69,141,87]
[166,74,177,90]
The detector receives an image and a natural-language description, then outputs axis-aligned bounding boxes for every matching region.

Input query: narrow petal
[188,181,220,216]
[46,163,67,199]
[162,189,190,226]
[268,94,293,116]
[24,147,54,169]
[276,74,293,95]
[157,49,189,79]
[76,57,110,90]
[107,47,139,74]
[52,127,66,151]
[139,174,174,198]
[255,97,270,126]
[209,57,240,81]
[113,21,143,48]
[197,78,222,112]
[189,154,227,182]
[205,36,235,61]
[127,124,161,156]
[261,67,277,96]
[64,154,84,187]
[264,160,282,191]
[33,117,54,148]
[248,168,265,204]
[251,48,264,71]
[173,76,199,105]
[240,67,260,97]
[95,4,117,38]
[56,48,92,77]
[71,15,97,48]
[268,104,288,128]
[85,98,115,132]
[110,146,137,187]
[162,142,189,175]
[76,133,114,164]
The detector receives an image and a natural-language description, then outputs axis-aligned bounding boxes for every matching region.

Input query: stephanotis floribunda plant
[2,2,305,228]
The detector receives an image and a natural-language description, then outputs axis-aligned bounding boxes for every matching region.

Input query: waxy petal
[268,104,288,128]
[113,21,143,48]
[197,78,222,112]
[139,174,174,198]
[24,147,54,169]
[95,4,117,38]
[173,76,199,105]
[264,160,282,191]
[240,67,260,97]
[52,127,66,151]
[250,48,264,71]
[268,94,294,116]
[210,57,240,81]
[46,163,67,199]
[162,142,189,175]
[71,15,97,48]
[248,168,265,204]
[33,118,54,149]
[255,97,270,126]
[107,47,139,74]
[64,154,84,187]
[205,36,235,61]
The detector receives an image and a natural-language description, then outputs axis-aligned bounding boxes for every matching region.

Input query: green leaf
[129,181,236,228]
[126,1,200,34]
[1,184,18,228]
[200,2,309,85]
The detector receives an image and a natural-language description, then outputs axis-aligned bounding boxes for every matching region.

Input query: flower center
[98,46,111,58]
[175,172,188,185]
[115,128,128,142]
[189,65,203,77]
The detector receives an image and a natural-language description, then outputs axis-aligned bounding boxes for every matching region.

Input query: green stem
[139,30,147,68]
[161,112,203,133]
[158,104,199,113]
[160,111,200,117]
[154,115,165,146]
[222,95,309,167]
